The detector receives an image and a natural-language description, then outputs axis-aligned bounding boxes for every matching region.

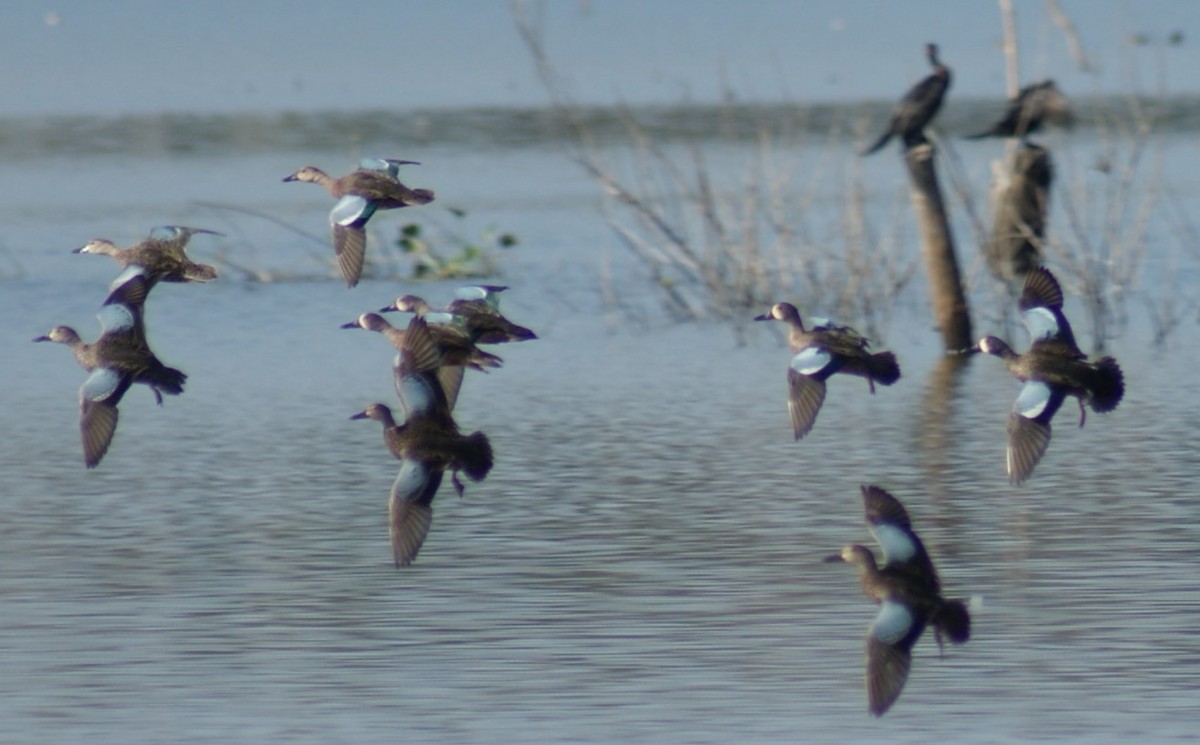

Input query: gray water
[3,105,1199,743]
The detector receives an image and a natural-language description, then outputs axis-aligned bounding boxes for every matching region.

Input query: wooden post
[905,143,972,351]
[984,143,1052,280]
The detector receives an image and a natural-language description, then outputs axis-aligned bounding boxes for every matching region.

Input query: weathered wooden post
[905,143,973,351]
[984,142,1052,280]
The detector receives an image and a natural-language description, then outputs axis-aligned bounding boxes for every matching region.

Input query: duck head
[753,302,800,323]
[33,325,82,345]
[282,166,326,183]
[73,239,118,256]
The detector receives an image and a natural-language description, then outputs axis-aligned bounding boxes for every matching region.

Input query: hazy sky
[4,0,1196,116]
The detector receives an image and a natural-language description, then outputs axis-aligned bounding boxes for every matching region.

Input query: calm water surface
[2,107,1198,743]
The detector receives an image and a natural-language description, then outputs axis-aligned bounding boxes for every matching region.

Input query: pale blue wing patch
[455,285,489,301]
[1013,380,1053,419]
[329,195,376,227]
[870,600,915,646]
[424,311,456,326]
[391,458,434,504]
[454,285,503,309]
[96,302,135,333]
[359,157,393,174]
[395,373,440,417]
[1022,306,1061,342]
[389,460,438,566]
[790,346,834,376]
[870,522,918,566]
[148,225,182,241]
[80,368,122,402]
[360,158,417,179]
[106,265,147,292]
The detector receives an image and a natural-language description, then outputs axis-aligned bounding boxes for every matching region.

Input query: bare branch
[1046,0,1094,73]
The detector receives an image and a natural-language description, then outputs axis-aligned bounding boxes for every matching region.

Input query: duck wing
[786,347,833,440]
[862,485,940,592]
[78,368,133,468]
[388,458,444,567]
[1019,267,1082,354]
[100,271,151,331]
[394,317,453,418]
[865,599,925,716]
[1006,380,1067,484]
[329,194,380,288]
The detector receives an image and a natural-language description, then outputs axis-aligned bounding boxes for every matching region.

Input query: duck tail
[506,323,538,342]
[474,348,505,369]
[869,351,901,386]
[1090,356,1124,413]
[150,364,188,396]
[934,598,971,645]
[183,263,219,283]
[459,431,494,483]
[477,324,537,344]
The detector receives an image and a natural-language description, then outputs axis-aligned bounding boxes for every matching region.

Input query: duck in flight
[755,303,900,440]
[284,158,434,288]
[74,225,220,286]
[33,271,186,468]
[970,266,1124,483]
[825,485,971,716]
[350,318,493,567]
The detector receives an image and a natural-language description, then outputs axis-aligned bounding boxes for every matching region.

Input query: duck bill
[378,306,397,314]
[752,313,772,322]
[822,553,846,564]
[32,335,51,343]
[349,411,369,420]
[339,320,361,329]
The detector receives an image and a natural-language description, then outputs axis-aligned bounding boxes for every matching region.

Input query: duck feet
[1077,398,1087,428]
[452,471,466,497]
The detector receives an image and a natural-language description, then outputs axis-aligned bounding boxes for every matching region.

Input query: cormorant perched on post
[861,43,951,156]
[965,80,1074,140]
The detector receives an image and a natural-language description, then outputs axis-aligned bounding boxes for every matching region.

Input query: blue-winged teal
[380,285,537,345]
[283,158,435,288]
[965,80,1074,140]
[825,485,971,717]
[350,317,493,567]
[33,272,186,468]
[755,302,901,440]
[341,312,501,412]
[74,225,220,286]
[341,312,503,372]
[972,267,1124,484]
[861,43,951,156]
